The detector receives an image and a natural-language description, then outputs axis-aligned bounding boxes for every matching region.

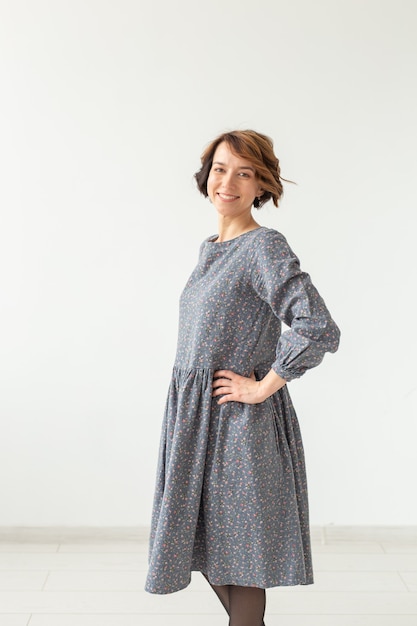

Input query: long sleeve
[251,230,340,381]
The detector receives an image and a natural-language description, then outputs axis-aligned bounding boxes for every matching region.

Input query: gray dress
[145,226,340,595]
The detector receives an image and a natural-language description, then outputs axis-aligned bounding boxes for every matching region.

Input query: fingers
[212,370,254,404]
[212,371,233,392]
[212,380,233,397]
[212,369,264,406]
[216,394,234,405]
[213,369,234,381]
[212,377,233,390]
[212,387,233,400]
[212,370,235,403]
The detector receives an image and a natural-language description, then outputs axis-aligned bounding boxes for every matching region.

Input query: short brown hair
[194,130,286,208]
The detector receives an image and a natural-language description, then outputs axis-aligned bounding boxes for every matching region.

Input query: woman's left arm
[212,230,340,405]
[257,231,341,383]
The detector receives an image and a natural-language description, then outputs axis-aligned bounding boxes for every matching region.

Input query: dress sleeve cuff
[271,361,305,383]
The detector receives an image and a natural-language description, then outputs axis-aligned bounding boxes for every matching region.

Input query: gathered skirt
[145,366,313,594]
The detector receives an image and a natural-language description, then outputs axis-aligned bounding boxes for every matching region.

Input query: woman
[145,130,340,626]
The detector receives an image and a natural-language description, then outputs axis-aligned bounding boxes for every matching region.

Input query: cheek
[207,175,215,196]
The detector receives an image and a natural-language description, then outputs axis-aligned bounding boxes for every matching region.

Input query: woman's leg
[202,573,231,615]
[202,574,266,626]
[228,585,266,626]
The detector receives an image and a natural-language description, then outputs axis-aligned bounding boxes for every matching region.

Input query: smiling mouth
[218,193,239,201]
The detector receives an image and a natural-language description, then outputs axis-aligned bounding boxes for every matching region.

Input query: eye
[213,167,225,173]
[238,172,250,178]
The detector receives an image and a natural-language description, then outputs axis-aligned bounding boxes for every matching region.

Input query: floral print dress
[145,227,340,594]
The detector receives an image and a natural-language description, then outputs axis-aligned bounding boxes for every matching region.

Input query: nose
[221,170,235,189]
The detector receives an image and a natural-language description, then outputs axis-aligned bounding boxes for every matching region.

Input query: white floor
[0,526,416,625]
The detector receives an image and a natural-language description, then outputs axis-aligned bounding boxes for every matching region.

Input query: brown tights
[202,573,266,626]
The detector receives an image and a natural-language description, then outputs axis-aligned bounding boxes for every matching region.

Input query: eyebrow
[213,161,255,172]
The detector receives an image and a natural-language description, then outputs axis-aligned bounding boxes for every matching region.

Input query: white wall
[0,0,416,526]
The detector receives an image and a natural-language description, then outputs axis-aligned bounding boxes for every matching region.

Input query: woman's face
[207,142,263,219]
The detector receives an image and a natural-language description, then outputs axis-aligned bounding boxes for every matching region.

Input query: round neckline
[207,226,265,245]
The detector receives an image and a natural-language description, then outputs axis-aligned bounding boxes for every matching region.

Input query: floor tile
[0,571,48,591]
[24,614,417,626]
[0,617,30,626]
[266,591,417,614]
[324,526,417,542]
[272,571,407,592]
[27,616,224,626]
[313,552,417,571]
[0,528,148,543]
[311,541,384,553]
[45,571,144,591]
[400,571,417,592]
[267,618,417,626]
[381,542,417,553]
[0,553,144,571]
[0,543,59,553]
[4,589,414,615]
[27,616,417,626]
[0,590,220,613]
[309,526,325,542]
